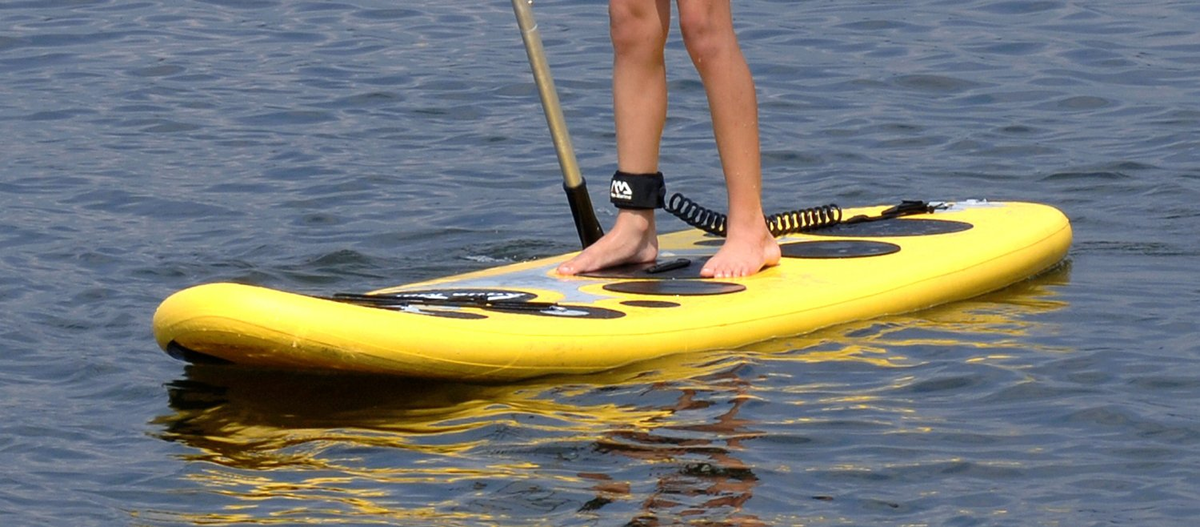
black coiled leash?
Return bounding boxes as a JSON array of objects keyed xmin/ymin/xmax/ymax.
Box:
[
  {"xmin": 609, "ymin": 172, "xmax": 937, "ymax": 238},
  {"xmin": 666, "ymin": 194, "xmax": 940, "ymax": 237},
  {"xmin": 666, "ymin": 193, "xmax": 844, "ymax": 237}
]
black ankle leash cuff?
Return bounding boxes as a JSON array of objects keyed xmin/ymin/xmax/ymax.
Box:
[{"xmin": 609, "ymin": 171, "xmax": 666, "ymax": 210}]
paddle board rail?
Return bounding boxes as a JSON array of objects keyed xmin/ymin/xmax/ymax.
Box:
[{"xmin": 153, "ymin": 200, "xmax": 1072, "ymax": 380}]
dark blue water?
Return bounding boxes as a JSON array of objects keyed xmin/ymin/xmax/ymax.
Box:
[{"xmin": 3, "ymin": 1, "xmax": 1199, "ymax": 525}]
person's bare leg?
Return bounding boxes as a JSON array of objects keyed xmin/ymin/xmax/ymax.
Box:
[
  {"xmin": 558, "ymin": 0, "xmax": 672, "ymax": 276},
  {"xmin": 678, "ymin": 0, "xmax": 780, "ymax": 278}
]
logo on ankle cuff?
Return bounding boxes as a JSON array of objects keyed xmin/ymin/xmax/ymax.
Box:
[{"xmin": 610, "ymin": 179, "xmax": 633, "ymax": 201}]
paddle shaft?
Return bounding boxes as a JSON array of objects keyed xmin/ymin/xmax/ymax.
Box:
[{"xmin": 510, "ymin": 0, "xmax": 604, "ymax": 248}]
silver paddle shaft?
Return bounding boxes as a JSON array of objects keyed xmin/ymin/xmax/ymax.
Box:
[
  {"xmin": 510, "ymin": 0, "xmax": 603, "ymax": 248},
  {"xmin": 510, "ymin": 0, "xmax": 583, "ymax": 189}
]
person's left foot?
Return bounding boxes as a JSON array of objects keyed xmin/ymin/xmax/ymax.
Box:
[
  {"xmin": 556, "ymin": 209, "xmax": 658, "ymax": 276},
  {"xmin": 700, "ymin": 221, "xmax": 780, "ymax": 278}
]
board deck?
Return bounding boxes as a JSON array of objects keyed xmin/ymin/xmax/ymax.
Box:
[{"xmin": 153, "ymin": 200, "xmax": 1071, "ymax": 380}]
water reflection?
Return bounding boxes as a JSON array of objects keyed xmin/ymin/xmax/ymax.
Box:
[
  {"xmin": 749, "ymin": 261, "xmax": 1072, "ymax": 365},
  {"xmin": 594, "ymin": 375, "xmax": 765, "ymax": 526},
  {"xmin": 151, "ymin": 349, "xmax": 758, "ymax": 524},
  {"xmin": 149, "ymin": 264, "xmax": 1070, "ymax": 525}
]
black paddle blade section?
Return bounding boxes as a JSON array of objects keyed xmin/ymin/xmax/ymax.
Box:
[
  {"xmin": 565, "ymin": 180, "xmax": 604, "ymax": 248},
  {"xmin": 780, "ymin": 240, "xmax": 901, "ymax": 259},
  {"xmin": 808, "ymin": 218, "xmax": 973, "ymax": 237},
  {"xmin": 603, "ymin": 281, "xmax": 746, "ymax": 296}
]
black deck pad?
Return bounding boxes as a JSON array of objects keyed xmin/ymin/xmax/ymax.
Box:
[
  {"xmin": 620, "ymin": 300, "xmax": 682, "ymax": 308},
  {"xmin": 580, "ymin": 257, "xmax": 711, "ymax": 280},
  {"xmin": 405, "ymin": 308, "xmax": 488, "ymax": 320},
  {"xmin": 483, "ymin": 304, "xmax": 626, "ymax": 319},
  {"xmin": 368, "ymin": 289, "xmax": 539, "ymax": 303},
  {"xmin": 809, "ymin": 218, "xmax": 973, "ymax": 237},
  {"xmin": 780, "ymin": 240, "xmax": 901, "ymax": 259},
  {"xmin": 603, "ymin": 280, "xmax": 746, "ymax": 296},
  {"xmin": 332, "ymin": 290, "xmax": 624, "ymax": 319}
]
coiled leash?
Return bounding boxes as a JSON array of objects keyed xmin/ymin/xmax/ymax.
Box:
[
  {"xmin": 610, "ymin": 171, "xmax": 940, "ymax": 237},
  {"xmin": 667, "ymin": 193, "xmax": 843, "ymax": 237}
]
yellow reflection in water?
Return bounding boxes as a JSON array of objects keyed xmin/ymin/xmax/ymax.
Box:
[
  {"xmin": 148, "ymin": 263, "xmax": 1071, "ymax": 525},
  {"xmin": 745, "ymin": 262, "xmax": 1071, "ymax": 364},
  {"xmin": 149, "ymin": 349, "xmax": 754, "ymax": 524}
]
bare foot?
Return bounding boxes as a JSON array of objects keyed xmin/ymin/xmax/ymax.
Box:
[
  {"xmin": 700, "ymin": 222, "xmax": 781, "ymax": 278},
  {"xmin": 557, "ymin": 210, "xmax": 659, "ymax": 276}
]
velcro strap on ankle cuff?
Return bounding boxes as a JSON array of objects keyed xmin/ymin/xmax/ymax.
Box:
[{"xmin": 609, "ymin": 171, "xmax": 666, "ymax": 210}]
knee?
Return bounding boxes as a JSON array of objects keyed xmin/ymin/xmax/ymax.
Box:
[
  {"xmin": 678, "ymin": 9, "xmax": 730, "ymax": 64},
  {"xmin": 609, "ymin": 0, "xmax": 666, "ymax": 58}
]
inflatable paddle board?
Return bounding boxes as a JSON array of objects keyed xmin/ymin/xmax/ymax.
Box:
[{"xmin": 153, "ymin": 199, "xmax": 1071, "ymax": 380}]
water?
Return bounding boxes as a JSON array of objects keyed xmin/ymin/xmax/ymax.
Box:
[{"xmin": 2, "ymin": 0, "xmax": 1198, "ymax": 525}]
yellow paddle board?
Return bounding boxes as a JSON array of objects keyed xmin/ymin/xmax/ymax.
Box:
[{"xmin": 153, "ymin": 200, "xmax": 1070, "ymax": 381}]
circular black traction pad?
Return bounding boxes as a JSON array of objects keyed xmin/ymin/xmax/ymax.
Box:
[
  {"xmin": 780, "ymin": 240, "xmax": 901, "ymax": 259},
  {"xmin": 620, "ymin": 300, "xmax": 682, "ymax": 308},
  {"xmin": 603, "ymin": 280, "xmax": 745, "ymax": 296},
  {"xmin": 809, "ymin": 218, "xmax": 973, "ymax": 237}
]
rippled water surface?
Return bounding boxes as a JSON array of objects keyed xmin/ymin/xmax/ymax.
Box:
[{"xmin": 3, "ymin": 1, "xmax": 1199, "ymax": 525}]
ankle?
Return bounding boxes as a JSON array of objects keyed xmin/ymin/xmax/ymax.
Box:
[
  {"xmin": 725, "ymin": 217, "xmax": 772, "ymax": 240},
  {"xmin": 612, "ymin": 209, "xmax": 656, "ymax": 235}
]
